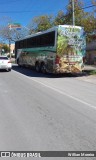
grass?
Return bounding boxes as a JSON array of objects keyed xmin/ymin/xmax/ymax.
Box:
[
  {"xmin": 88, "ymin": 70, "xmax": 96, "ymax": 75},
  {"xmin": 83, "ymin": 69, "xmax": 96, "ymax": 76}
]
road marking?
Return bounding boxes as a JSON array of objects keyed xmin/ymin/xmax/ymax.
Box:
[
  {"xmin": 30, "ymin": 77, "xmax": 96, "ymax": 110},
  {"xmin": 13, "ymin": 70, "xmax": 96, "ymax": 110}
]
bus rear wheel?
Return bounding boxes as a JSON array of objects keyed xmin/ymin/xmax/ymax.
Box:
[
  {"xmin": 40, "ymin": 63, "xmax": 46, "ymax": 73},
  {"xmin": 17, "ymin": 59, "xmax": 21, "ymax": 67},
  {"xmin": 35, "ymin": 62, "xmax": 40, "ymax": 72}
]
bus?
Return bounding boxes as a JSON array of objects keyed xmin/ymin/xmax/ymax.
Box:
[{"xmin": 15, "ymin": 25, "xmax": 86, "ymax": 74}]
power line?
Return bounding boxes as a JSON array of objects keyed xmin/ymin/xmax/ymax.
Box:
[
  {"xmin": 0, "ymin": 10, "xmax": 52, "ymax": 13},
  {"xmin": 0, "ymin": 4, "xmax": 95, "ymax": 14},
  {"xmin": 84, "ymin": 0, "xmax": 93, "ymax": 6},
  {"xmin": 0, "ymin": 0, "xmax": 17, "ymax": 5},
  {"xmin": 82, "ymin": 4, "xmax": 96, "ymax": 10}
]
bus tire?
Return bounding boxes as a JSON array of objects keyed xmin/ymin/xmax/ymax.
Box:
[
  {"xmin": 40, "ymin": 63, "xmax": 46, "ymax": 73},
  {"xmin": 17, "ymin": 59, "xmax": 21, "ymax": 67},
  {"xmin": 35, "ymin": 62, "xmax": 40, "ymax": 72}
]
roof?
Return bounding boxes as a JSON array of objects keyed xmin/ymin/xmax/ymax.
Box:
[{"xmin": 16, "ymin": 25, "xmax": 83, "ymax": 42}]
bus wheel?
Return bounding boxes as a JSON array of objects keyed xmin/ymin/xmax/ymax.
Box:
[
  {"xmin": 35, "ymin": 62, "xmax": 40, "ymax": 72},
  {"xmin": 41, "ymin": 63, "xmax": 46, "ymax": 73},
  {"xmin": 17, "ymin": 59, "xmax": 21, "ymax": 67}
]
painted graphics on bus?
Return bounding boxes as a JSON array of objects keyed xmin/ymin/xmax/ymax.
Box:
[{"xmin": 56, "ymin": 25, "xmax": 86, "ymax": 73}]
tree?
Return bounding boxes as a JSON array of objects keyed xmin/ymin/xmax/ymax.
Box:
[
  {"xmin": 53, "ymin": 11, "xmax": 65, "ymax": 25},
  {"xmin": 91, "ymin": 0, "xmax": 96, "ymax": 16},
  {"xmin": 65, "ymin": 0, "xmax": 96, "ymax": 42},
  {"xmin": 28, "ymin": 15, "xmax": 53, "ymax": 33},
  {"xmin": 2, "ymin": 44, "xmax": 10, "ymax": 53},
  {"xmin": 0, "ymin": 42, "xmax": 10, "ymax": 55},
  {"xmin": 0, "ymin": 16, "xmax": 28, "ymax": 43},
  {"xmin": 65, "ymin": 0, "xmax": 84, "ymax": 25},
  {"xmin": 92, "ymin": 0, "xmax": 96, "ymax": 6},
  {"xmin": 0, "ymin": 25, "xmax": 28, "ymax": 43}
]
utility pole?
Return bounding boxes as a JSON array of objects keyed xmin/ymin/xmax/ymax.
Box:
[
  {"xmin": 9, "ymin": 39, "xmax": 11, "ymax": 59},
  {"xmin": 8, "ymin": 24, "xmax": 12, "ymax": 59},
  {"xmin": 72, "ymin": 0, "xmax": 75, "ymax": 26}
]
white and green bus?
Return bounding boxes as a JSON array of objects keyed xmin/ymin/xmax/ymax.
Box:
[{"xmin": 15, "ymin": 25, "xmax": 86, "ymax": 73}]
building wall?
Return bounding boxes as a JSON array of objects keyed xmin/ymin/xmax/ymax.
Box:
[
  {"xmin": 86, "ymin": 41, "xmax": 96, "ymax": 65},
  {"xmin": 10, "ymin": 44, "xmax": 15, "ymax": 53},
  {"xmin": 86, "ymin": 50, "xmax": 96, "ymax": 65}
]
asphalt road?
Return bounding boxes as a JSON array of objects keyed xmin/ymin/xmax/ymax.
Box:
[{"xmin": 0, "ymin": 65, "xmax": 96, "ymax": 160}]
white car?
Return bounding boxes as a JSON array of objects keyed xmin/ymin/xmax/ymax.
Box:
[{"xmin": 0, "ymin": 56, "xmax": 12, "ymax": 71}]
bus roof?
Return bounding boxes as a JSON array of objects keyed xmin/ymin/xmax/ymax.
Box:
[{"xmin": 15, "ymin": 25, "xmax": 83, "ymax": 42}]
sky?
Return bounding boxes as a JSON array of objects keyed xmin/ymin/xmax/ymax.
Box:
[{"xmin": 0, "ymin": 0, "xmax": 94, "ymax": 28}]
